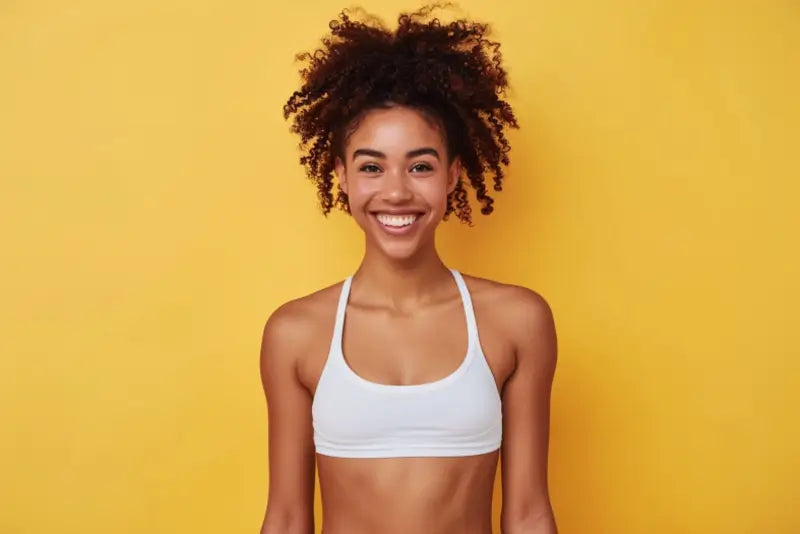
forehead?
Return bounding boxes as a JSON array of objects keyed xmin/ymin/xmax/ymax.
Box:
[{"xmin": 345, "ymin": 106, "xmax": 446, "ymax": 156}]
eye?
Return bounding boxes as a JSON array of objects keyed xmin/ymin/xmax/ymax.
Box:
[
  {"xmin": 410, "ymin": 162, "xmax": 434, "ymax": 173},
  {"xmin": 359, "ymin": 163, "xmax": 382, "ymax": 174}
]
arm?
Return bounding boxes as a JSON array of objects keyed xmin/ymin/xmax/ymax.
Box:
[
  {"xmin": 500, "ymin": 289, "xmax": 559, "ymax": 534},
  {"xmin": 259, "ymin": 303, "xmax": 316, "ymax": 534}
]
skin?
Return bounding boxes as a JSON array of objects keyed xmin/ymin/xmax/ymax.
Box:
[{"xmin": 260, "ymin": 106, "xmax": 558, "ymax": 534}]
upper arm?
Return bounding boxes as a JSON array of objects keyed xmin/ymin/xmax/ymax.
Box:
[
  {"xmin": 259, "ymin": 303, "xmax": 316, "ymax": 534},
  {"xmin": 500, "ymin": 288, "xmax": 558, "ymax": 530}
]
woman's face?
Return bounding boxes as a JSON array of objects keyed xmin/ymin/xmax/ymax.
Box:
[{"xmin": 335, "ymin": 106, "xmax": 460, "ymax": 262}]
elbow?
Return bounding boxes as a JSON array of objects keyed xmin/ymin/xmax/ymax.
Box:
[
  {"xmin": 260, "ymin": 508, "xmax": 314, "ymax": 534},
  {"xmin": 501, "ymin": 507, "xmax": 558, "ymax": 534}
]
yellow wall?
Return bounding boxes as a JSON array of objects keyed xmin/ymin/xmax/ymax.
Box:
[{"xmin": 1, "ymin": 1, "xmax": 798, "ymax": 532}]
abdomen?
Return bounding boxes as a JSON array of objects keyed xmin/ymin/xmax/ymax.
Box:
[{"xmin": 317, "ymin": 451, "xmax": 499, "ymax": 534}]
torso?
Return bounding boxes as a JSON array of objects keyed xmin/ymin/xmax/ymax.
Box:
[{"xmin": 292, "ymin": 273, "xmax": 519, "ymax": 534}]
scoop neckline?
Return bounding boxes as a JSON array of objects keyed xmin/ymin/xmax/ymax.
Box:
[{"xmin": 335, "ymin": 269, "xmax": 476, "ymax": 393}]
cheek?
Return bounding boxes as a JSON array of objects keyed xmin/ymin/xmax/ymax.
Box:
[
  {"xmin": 419, "ymin": 179, "xmax": 450, "ymax": 210},
  {"xmin": 346, "ymin": 179, "xmax": 380, "ymax": 220},
  {"xmin": 348, "ymin": 179, "xmax": 380, "ymax": 206}
]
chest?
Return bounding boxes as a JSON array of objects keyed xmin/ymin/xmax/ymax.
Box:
[{"xmin": 299, "ymin": 297, "xmax": 516, "ymax": 396}]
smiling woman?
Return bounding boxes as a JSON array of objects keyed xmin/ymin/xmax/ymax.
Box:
[{"xmin": 260, "ymin": 4, "xmax": 558, "ymax": 534}]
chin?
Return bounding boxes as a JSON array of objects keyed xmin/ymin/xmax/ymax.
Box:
[
  {"xmin": 376, "ymin": 240, "xmax": 425, "ymax": 262},
  {"xmin": 365, "ymin": 229, "xmax": 436, "ymax": 263}
]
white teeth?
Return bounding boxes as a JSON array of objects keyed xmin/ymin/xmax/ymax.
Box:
[{"xmin": 376, "ymin": 213, "xmax": 418, "ymax": 227}]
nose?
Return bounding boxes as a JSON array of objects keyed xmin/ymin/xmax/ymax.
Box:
[{"xmin": 382, "ymin": 168, "xmax": 414, "ymax": 203}]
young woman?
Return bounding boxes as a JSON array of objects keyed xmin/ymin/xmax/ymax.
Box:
[{"xmin": 259, "ymin": 6, "xmax": 558, "ymax": 534}]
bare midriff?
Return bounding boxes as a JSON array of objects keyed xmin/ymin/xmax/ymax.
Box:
[{"xmin": 316, "ymin": 450, "xmax": 499, "ymax": 534}]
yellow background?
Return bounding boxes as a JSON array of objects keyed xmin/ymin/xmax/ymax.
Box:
[{"xmin": 2, "ymin": 1, "xmax": 798, "ymax": 532}]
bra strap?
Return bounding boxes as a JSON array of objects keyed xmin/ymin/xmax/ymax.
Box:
[
  {"xmin": 330, "ymin": 275, "xmax": 353, "ymax": 352},
  {"xmin": 450, "ymin": 269, "xmax": 479, "ymax": 345}
]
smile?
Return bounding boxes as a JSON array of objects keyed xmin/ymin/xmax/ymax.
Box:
[{"xmin": 375, "ymin": 213, "xmax": 419, "ymax": 227}]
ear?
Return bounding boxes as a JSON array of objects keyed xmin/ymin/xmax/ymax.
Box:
[
  {"xmin": 335, "ymin": 156, "xmax": 348, "ymax": 195},
  {"xmin": 446, "ymin": 156, "xmax": 461, "ymax": 195}
]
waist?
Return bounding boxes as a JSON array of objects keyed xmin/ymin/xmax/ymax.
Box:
[{"xmin": 317, "ymin": 451, "xmax": 499, "ymax": 534}]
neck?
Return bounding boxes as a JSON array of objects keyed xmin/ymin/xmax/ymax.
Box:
[{"xmin": 352, "ymin": 239, "xmax": 454, "ymax": 309}]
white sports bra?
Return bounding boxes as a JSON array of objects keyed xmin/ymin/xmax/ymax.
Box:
[{"xmin": 312, "ymin": 269, "xmax": 502, "ymax": 458}]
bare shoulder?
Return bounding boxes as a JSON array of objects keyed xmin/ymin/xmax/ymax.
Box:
[
  {"xmin": 461, "ymin": 273, "xmax": 557, "ymax": 364},
  {"xmin": 260, "ymin": 281, "xmax": 343, "ymax": 369},
  {"xmin": 461, "ymin": 273, "xmax": 553, "ymax": 323}
]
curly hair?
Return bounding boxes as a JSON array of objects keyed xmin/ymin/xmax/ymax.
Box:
[{"xmin": 283, "ymin": 3, "xmax": 518, "ymax": 225}]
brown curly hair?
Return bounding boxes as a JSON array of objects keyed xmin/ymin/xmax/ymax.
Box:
[{"xmin": 283, "ymin": 3, "xmax": 518, "ymax": 225}]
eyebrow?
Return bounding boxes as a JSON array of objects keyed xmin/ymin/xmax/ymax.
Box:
[{"xmin": 351, "ymin": 147, "xmax": 440, "ymax": 160}]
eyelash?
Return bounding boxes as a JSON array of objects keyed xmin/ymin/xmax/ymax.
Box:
[
  {"xmin": 360, "ymin": 164, "xmax": 381, "ymax": 173},
  {"xmin": 359, "ymin": 163, "xmax": 434, "ymax": 173},
  {"xmin": 411, "ymin": 163, "xmax": 433, "ymax": 173}
]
